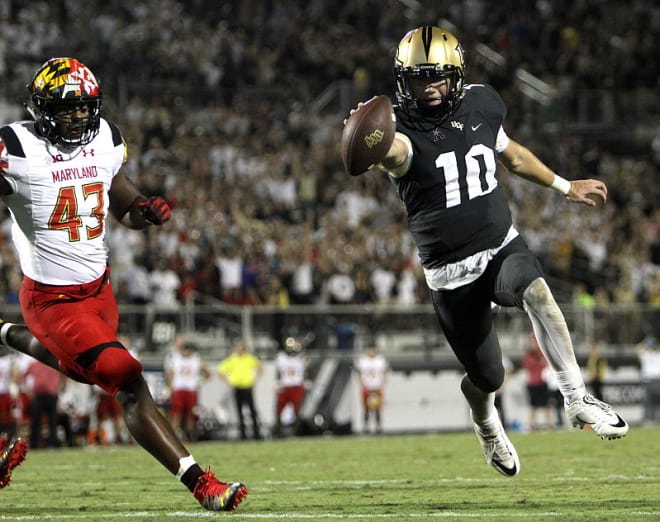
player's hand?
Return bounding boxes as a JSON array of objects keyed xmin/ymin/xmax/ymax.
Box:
[
  {"xmin": 343, "ymin": 96, "xmax": 378, "ymax": 125},
  {"xmin": 566, "ymin": 179, "xmax": 607, "ymax": 207},
  {"xmin": 136, "ymin": 196, "xmax": 171, "ymax": 225}
]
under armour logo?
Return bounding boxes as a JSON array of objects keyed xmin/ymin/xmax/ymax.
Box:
[
  {"xmin": 450, "ymin": 121, "xmax": 464, "ymax": 131},
  {"xmin": 82, "ymin": 149, "xmax": 95, "ymax": 157}
]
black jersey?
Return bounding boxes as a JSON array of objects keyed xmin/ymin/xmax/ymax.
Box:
[{"xmin": 392, "ymin": 84, "xmax": 513, "ymax": 268}]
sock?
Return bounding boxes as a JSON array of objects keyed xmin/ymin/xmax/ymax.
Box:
[
  {"xmin": 556, "ymin": 369, "xmax": 587, "ymax": 404},
  {"xmin": 523, "ymin": 279, "xmax": 579, "ymax": 371},
  {"xmin": 460, "ymin": 375, "xmax": 496, "ymax": 424},
  {"xmin": 0, "ymin": 322, "xmax": 14, "ymax": 346},
  {"xmin": 176, "ymin": 455, "xmax": 203, "ymax": 492},
  {"xmin": 523, "ymin": 278, "xmax": 587, "ymax": 404}
]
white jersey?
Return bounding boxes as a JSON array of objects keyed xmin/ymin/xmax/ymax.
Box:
[
  {"xmin": 164, "ymin": 351, "xmax": 203, "ymax": 392},
  {"xmin": 0, "ymin": 119, "xmax": 125, "ymax": 284},
  {"xmin": 355, "ymin": 354, "xmax": 389, "ymax": 390},
  {"xmin": 275, "ymin": 352, "xmax": 306, "ymax": 387}
]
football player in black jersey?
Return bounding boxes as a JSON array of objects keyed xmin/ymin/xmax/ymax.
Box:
[{"xmin": 358, "ymin": 26, "xmax": 628, "ymax": 476}]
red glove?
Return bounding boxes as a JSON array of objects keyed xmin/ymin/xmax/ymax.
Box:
[{"xmin": 136, "ymin": 196, "xmax": 171, "ymax": 225}]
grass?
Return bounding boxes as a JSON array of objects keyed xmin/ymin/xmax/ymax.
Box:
[{"xmin": 2, "ymin": 426, "xmax": 658, "ymax": 521}]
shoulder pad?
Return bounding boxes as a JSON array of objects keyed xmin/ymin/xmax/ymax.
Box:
[
  {"xmin": 106, "ymin": 120, "xmax": 123, "ymax": 147},
  {"xmin": 0, "ymin": 126, "xmax": 26, "ymax": 158}
]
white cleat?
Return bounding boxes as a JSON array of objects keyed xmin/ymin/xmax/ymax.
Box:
[
  {"xmin": 565, "ymin": 394, "xmax": 629, "ymax": 440},
  {"xmin": 472, "ymin": 412, "xmax": 520, "ymax": 477}
]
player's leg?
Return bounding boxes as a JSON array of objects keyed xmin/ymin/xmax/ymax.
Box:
[
  {"xmin": 17, "ymin": 279, "xmax": 248, "ymax": 511},
  {"xmin": 430, "ymin": 282, "xmax": 519, "ymax": 477},
  {"xmin": 245, "ymin": 390, "xmax": 261, "ymax": 439},
  {"xmin": 0, "ymin": 320, "xmax": 60, "ymax": 372},
  {"xmin": 233, "ymin": 389, "xmax": 248, "ymax": 440},
  {"xmin": 114, "ymin": 372, "xmax": 247, "ymax": 511},
  {"xmin": 492, "ymin": 238, "xmax": 628, "ymax": 439}
]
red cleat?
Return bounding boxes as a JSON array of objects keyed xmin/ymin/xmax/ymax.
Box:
[
  {"xmin": 192, "ymin": 468, "xmax": 247, "ymax": 512},
  {"xmin": 0, "ymin": 436, "xmax": 29, "ymax": 488}
]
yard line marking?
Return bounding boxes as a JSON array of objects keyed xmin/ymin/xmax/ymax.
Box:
[{"xmin": 1, "ymin": 512, "xmax": 660, "ymax": 520}]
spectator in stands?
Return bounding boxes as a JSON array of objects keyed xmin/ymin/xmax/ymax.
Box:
[
  {"xmin": 0, "ymin": 0, "xmax": 654, "ymax": 316},
  {"xmin": 354, "ymin": 345, "xmax": 389, "ymax": 434},
  {"xmin": 217, "ymin": 339, "xmax": 263, "ymax": 440},
  {"xmin": 164, "ymin": 335, "xmax": 210, "ymax": 442},
  {"xmin": 150, "ymin": 258, "xmax": 182, "ymax": 306}
]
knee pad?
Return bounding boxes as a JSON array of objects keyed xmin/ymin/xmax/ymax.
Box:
[
  {"xmin": 495, "ymin": 252, "xmax": 545, "ymax": 309},
  {"xmin": 468, "ymin": 365, "xmax": 504, "ymax": 393},
  {"xmin": 91, "ymin": 347, "xmax": 143, "ymax": 395}
]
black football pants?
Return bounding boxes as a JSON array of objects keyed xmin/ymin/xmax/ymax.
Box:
[{"xmin": 430, "ymin": 236, "xmax": 544, "ymax": 393}]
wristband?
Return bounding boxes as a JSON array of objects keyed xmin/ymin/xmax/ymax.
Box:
[{"xmin": 550, "ymin": 175, "xmax": 571, "ymax": 195}]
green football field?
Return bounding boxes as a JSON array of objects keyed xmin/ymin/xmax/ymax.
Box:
[{"xmin": 2, "ymin": 426, "xmax": 658, "ymax": 521}]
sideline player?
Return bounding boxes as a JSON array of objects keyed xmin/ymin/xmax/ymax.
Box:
[
  {"xmin": 348, "ymin": 26, "xmax": 628, "ymax": 476},
  {"xmin": 273, "ymin": 337, "xmax": 307, "ymax": 437},
  {"xmin": 0, "ymin": 58, "xmax": 246, "ymax": 510},
  {"xmin": 354, "ymin": 345, "xmax": 389, "ymax": 434},
  {"xmin": 164, "ymin": 335, "xmax": 210, "ymax": 442}
]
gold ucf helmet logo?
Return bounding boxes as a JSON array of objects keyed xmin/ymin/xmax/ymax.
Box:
[{"xmin": 364, "ymin": 129, "xmax": 385, "ymax": 149}]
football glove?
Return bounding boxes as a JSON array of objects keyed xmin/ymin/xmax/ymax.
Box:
[{"xmin": 136, "ymin": 196, "xmax": 171, "ymax": 225}]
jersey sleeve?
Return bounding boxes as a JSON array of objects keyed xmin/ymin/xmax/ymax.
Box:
[{"xmin": 495, "ymin": 126, "xmax": 510, "ymax": 153}]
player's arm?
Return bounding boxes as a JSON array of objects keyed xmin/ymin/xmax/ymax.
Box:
[
  {"xmin": 378, "ymin": 133, "xmax": 413, "ymax": 178},
  {"xmin": 499, "ymin": 137, "xmax": 607, "ymax": 207},
  {"xmin": 0, "ymin": 138, "xmax": 15, "ymax": 196},
  {"xmin": 108, "ymin": 173, "xmax": 171, "ymax": 229}
]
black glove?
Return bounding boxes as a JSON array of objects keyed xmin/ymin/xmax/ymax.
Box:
[{"xmin": 136, "ymin": 196, "xmax": 171, "ymax": 225}]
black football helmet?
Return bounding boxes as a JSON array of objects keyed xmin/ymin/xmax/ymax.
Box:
[
  {"xmin": 394, "ymin": 26, "xmax": 465, "ymax": 121},
  {"xmin": 26, "ymin": 57, "xmax": 102, "ymax": 148}
]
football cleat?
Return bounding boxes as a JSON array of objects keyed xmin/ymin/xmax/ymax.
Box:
[
  {"xmin": 193, "ymin": 468, "xmax": 247, "ymax": 512},
  {"xmin": 565, "ymin": 393, "xmax": 629, "ymax": 440},
  {"xmin": 0, "ymin": 436, "xmax": 29, "ymax": 488},
  {"xmin": 472, "ymin": 411, "xmax": 520, "ymax": 477}
]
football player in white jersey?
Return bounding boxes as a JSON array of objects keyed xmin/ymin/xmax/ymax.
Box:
[
  {"xmin": 354, "ymin": 345, "xmax": 389, "ymax": 434},
  {"xmin": 273, "ymin": 337, "xmax": 307, "ymax": 437},
  {"xmin": 0, "ymin": 58, "xmax": 246, "ymax": 511},
  {"xmin": 164, "ymin": 335, "xmax": 210, "ymax": 442}
]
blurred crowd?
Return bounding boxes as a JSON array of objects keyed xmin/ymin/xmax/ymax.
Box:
[{"xmin": 0, "ymin": 0, "xmax": 657, "ymax": 311}]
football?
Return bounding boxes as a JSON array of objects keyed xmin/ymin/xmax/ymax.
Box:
[
  {"xmin": 340, "ymin": 95, "xmax": 395, "ymax": 176},
  {"xmin": 586, "ymin": 192, "xmax": 605, "ymax": 208}
]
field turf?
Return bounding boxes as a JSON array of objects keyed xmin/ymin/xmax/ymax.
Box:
[{"xmin": 1, "ymin": 426, "xmax": 658, "ymax": 521}]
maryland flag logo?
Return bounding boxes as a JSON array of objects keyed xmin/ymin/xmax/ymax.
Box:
[{"xmin": 32, "ymin": 58, "xmax": 100, "ymax": 100}]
